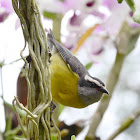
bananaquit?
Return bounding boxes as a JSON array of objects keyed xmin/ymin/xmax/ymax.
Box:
[{"xmin": 47, "ymin": 30, "xmax": 109, "ymax": 108}]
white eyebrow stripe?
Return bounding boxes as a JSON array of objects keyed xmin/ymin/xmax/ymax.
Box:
[{"xmin": 85, "ymin": 75, "xmax": 102, "ymax": 87}]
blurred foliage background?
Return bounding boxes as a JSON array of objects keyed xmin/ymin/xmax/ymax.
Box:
[{"xmin": 0, "ymin": 0, "xmax": 140, "ymax": 140}]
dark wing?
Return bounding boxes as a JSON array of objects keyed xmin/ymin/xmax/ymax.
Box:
[{"xmin": 47, "ymin": 30, "xmax": 89, "ymax": 78}]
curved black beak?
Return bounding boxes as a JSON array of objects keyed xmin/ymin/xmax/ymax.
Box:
[{"xmin": 100, "ymin": 87, "xmax": 109, "ymax": 95}]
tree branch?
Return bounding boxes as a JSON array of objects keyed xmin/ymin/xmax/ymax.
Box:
[{"xmin": 107, "ymin": 108, "xmax": 140, "ymax": 140}]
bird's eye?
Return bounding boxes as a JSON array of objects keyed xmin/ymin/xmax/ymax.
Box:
[
  {"xmin": 92, "ymin": 82, "xmax": 102, "ymax": 88},
  {"xmin": 87, "ymin": 81, "xmax": 98, "ymax": 88},
  {"xmin": 92, "ymin": 82, "xmax": 96, "ymax": 86}
]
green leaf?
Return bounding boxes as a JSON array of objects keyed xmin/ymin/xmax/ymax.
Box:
[
  {"xmin": 5, "ymin": 114, "xmax": 13, "ymax": 132},
  {"xmin": 51, "ymin": 135, "xmax": 57, "ymax": 140},
  {"xmin": 0, "ymin": 61, "xmax": 4, "ymax": 67},
  {"xmin": 58, "ymin": 104, "xmax": 65, "ymax": 116},
  {"xmin": 43, "ymin": 11, "xmax": 57, "ymax": 20},
  {"xmin": 133, "ymin": 7, "xmax": 140, "ymax": 24},
  {"xmin": 71, "ymin": 135, "xmax": 76, "ymax": 140},
  {"xmin": 85, "ymin": 62, "xmax": 93, "ymax": 70},
  {"xmin": 125, "ymin": 0, "xmax": 135, "ymax": 12},
  {"xmin": 14, "ymin": 136, "xmax": 25, "ymax": 140},
  {"xmin": 4, "ymin": 101, "xmax": 26, "ymax": 117},
  {"xmin": 118, "ymin": 0, "xmax": 123, "ymax": 4}
]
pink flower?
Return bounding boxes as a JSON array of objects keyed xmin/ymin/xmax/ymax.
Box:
[
  {"xmin": 64, "ymin": 0, "xmax": 140, "ymax": 62},
  {"xmin": 103, "ymin": 0, "xmax": 119, "ymax": 10},
  {"xmin": 101, "ymin": 0, "xmax": 129, "ymax": 36},
  {"xmin": 0, "ymin": 0, "xmax": 14, "ymax": 22}
]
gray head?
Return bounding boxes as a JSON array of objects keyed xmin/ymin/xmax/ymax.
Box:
[{"xmin": 78, "ymin": 74, "xmax": 109, "ymax": 106}]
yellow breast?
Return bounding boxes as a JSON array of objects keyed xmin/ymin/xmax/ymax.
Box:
[{"xmin": 50, "ymin": 53, "xmax": 87, "ymax": 108}]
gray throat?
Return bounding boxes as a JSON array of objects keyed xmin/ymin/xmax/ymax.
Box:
[{"xmin": 78, "ymin": 86, "xmax": 103, "ymax": 106}]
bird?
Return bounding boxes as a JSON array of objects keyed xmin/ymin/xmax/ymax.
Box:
[{"xmin": 47, "ymin": 30, "xmax": 109, "ymax": 108}]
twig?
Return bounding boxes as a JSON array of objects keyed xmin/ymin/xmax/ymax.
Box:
[
  {"xmin": 14, "ymin": 97, "xmax": 38, "ymax": 119},
  {"xmin": 4, "ymin": 56, "xmax": 27, "ymax": 66},
  {"xmin": 107, "ymin": 108, "xmax": 140, "ymax": 140},
  {"xmin": 12, "ymin": 98, "xmax": 27, "ymax": 137},
  {"xmin": 41, "ymin": 114, "xmax": 50, "ymax": 140},
  {"xmin": 51, "ymin": 114, "xmax": 61, "ymax": 140}
]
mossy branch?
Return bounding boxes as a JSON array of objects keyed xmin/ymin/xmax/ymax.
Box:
[
  {"xmin": 107, "ymin": 108, "xmax": 140, "ymax": 140},
  {"xmin": 11, "ymin": 0, "xmax": 60, "ymax": 139},
  {"xmin": 85, "ymin": 23, "xmax": 140, "ymax": 140}
]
